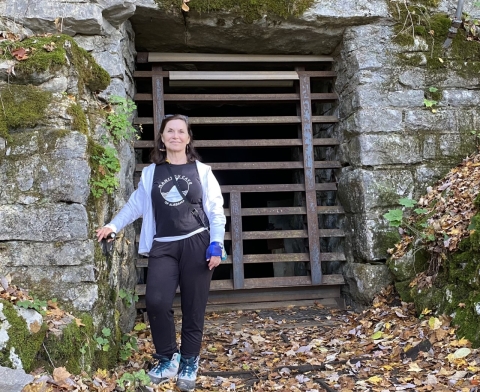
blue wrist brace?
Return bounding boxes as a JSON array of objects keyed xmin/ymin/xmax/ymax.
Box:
[{"xmin": 206, "ymin": 242, "xmax": 227, "ymax": 261}]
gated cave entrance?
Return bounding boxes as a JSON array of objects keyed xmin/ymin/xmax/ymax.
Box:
[{"xmin": 133, "ymin": 53, "xmax": 345, "ymax": 310}]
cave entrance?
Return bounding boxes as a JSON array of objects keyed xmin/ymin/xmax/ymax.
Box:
[{"xmin": 133, "ymin": 53, "xmax": 345, "ymax": 309}]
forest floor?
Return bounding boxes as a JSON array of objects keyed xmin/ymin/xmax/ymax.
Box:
[{"xmin": 22, "ymin": 286, "xmax": 480, "ymax": 392}]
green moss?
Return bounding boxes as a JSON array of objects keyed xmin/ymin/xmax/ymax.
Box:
[
  {"xmin": 0, "ymin": 84, "xmax": 52, "ymax": 141},
  {"xmin": 388, "ymin": 248, "xmax": 429, "ymax": 282},
  {"xmin": 391, "ymin": 5, "xmax": 480, "ymax": 78},
  {"xmin": 69, "ymin": 40, "xmax": 111, "ymax": 92},
  {"xmin": 394, "ymin": 280, "xmax": 414, "ymax": 302},
  {"xmin": 403, "ymin": 213, "xmax": 480, "ymax": 347},
  {"xmin": 398, "ymin": 53, "xmax": 424, "ymax": 66},
  {"xmin": 5, "ymin": 35, "xmax": 110, "ymax": 93},
  {"xmin": 0, "ymin": 300, "xmax": 47, "ymax": 372},
  {"xmin": 375, "ymin": 231, "xmax": 402, "ymax": 256},
  {"xmin": 87, "ymin": 138, "xmax": 121, "ymax": 198},
  {"xmin": 155, "ymin": 0, "xmax": 315, "ymax": 22},
  {"xmin": 410, "ymin": 280, "xmax": 446, "ymax": 314},
  {"xmin": 42, "ymin": 313, "xmax": 96, "ymax": 374},
  {"xmin": 67, "ymin": 103, "xmax": 89, "ymax": 135},
  {"xmin": 450, "ymin": 291, "xmax": 480, "ymax": 347},
  {"xmin": 425, "ymin": 87, "xmax": 442, "ymax": 102}
]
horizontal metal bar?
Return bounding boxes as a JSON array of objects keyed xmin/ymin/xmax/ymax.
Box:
[
  {"xmin": 135, "ymin": 229, "xmax": 344, "ymax": 244},
  {"xmin": 224, "ymin": 205, "xmax": 343, "ymax": 216},
  {"xmin": 148, "ymin": 53, "xmax": 335, "ymax": 63},
  {"xmin": 133, "ymin": 70, "xmax": 169, "ymax": 77},
  {"xmin": 135, "ymin": 273, "xmax": 344, "ymax": 296},
  {"xmin": 135, "ymin": 284, "xmax": 343, "ymax": 309},
  {"xmin": 135, "ymin": 93, "xmax": 337, "ymax": 102},
  {"xmin": 135, "ymin": 161, "xmax": 341, "ymax": 171},
  {"xmin": 136, "ymin": 252, "xmax": 345, "ymax": 268},
  {"xmin": 133, "ymin": 179, "xmax": 340, "ymax": 193},
  {"xmin": 157, "ymin": 93, "xmax": 336, "ymax": 102},
  {"xmin": 133, "ymin": 116, "xmax": 339, "ymax": 125},
  {"xmin": 223, "ymin": 229, "xmax": 345, "ymax": 240},
  {"xmin": 134, "ymin": 138, "xmax": 340, "ymax": 149},
  {"xmin": 219, "ymin": 184, "xmax": 338, "ymax": 193},
  {"xmin": 170, "ymin": 71, "xmax": 300, "ymax": 81}
]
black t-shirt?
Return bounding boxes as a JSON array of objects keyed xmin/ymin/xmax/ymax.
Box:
[{"xmin": 151, "ymin": 162, "xmax": 208, "ymax": 238}]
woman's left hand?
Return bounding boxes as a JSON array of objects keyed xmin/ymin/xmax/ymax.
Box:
[{"xmin": 207, "ymin": 255, "xmax": 221, "ymax": 270}]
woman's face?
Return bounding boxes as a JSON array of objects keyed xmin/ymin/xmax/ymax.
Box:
[{"xmin": 161, "ymin": 119, "xmax": 191, "ymax": 154}]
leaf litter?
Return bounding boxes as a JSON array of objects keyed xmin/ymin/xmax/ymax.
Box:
[
  {"xmin": 15, "ymin": 285, "xmax": 479, "ymax": 391},
  {"xmin": 388, "ymin": 152, "xmax": 480, "ymax": 288}
]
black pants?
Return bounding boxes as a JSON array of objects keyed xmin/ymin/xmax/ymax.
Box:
[{"xmin": 146, "ymin": 230, "xmax": 213, "ymax": 358}]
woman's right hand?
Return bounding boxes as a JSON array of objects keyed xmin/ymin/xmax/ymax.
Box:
[{"xmin": 95, "ymin": 226, "xmax": 114, "ymax": 242}]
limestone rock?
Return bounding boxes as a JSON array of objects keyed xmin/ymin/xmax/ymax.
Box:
[
  {"xmin": 344, "ymin": 263, "xmax": 393, "ymax": 305},
  {"xmin": 345, "ymin": 213, "xmax": 400, "ymax": 262},
  {"xmin": 4, "ymin": 1, "xmax": 109, "ymax": 36},
  {"xmin": 0, "ymin": 203, "xmax": 88, "ymax": 241},
  {"xmin": 131, "ymin": 0, "xmax": 388, "ymax": 54},
  {"xmin": 16, "ymin": 307, "xmax": 43, "ymax": 334},
  {"xmin": 387, "ymin": 249, "xmax": 428, "ymax": 282},
  {"xmin": 0, "ymin": 366, "xmax": 34, "ymax": 392},
  {"xmin": 98, "ymin": 0, "xmax": 136, "ymax": 27},
  {"xmin": 348, "ymin": 134, "xmax": 422, "ymax": 166},
  {"xmin": 338, "ymin": 169, "xmax": 414, "ymax": 213},
  {"xmin": 0, "ymin": 241, "xmax": 93, "ymax": 267}
]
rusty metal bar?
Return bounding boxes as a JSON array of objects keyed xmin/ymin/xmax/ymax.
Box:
[
  {"xmin": 135, "ymin": 283, "xmax": 343, "ymax": 308},
  {"xmin": 133, "ymin": 70, "xmax": 169, "ymax": 77},
  {"xmin": 230, "ymin": 191, "xmax": 244, "ymax": 289},
  {"xmin": 296, "ymin": 71, "xmax": 336, "ymax": 78},
  {"xmin": 131, "ymin": 180, "xmax": 339, "ymax": 193},
  {"xmin": 136, "ymin": 279, "xmax": 234, "ymax": 295},
  {"xmin": 135, "ymin": 273, "xmax": 344, "ymax": 296},
  {"xmin": 223, "ymin": 229, "xmax": 344, "ymax": 240},
  {"xmin": 134, "ymin": 138, "xmax": 341, "ymax": 149},
  {"xmin": 243, "ymin": 275, "xmax": 344, "ymax": 289},
  {"xmin": 135, "ymin": 92, "xmax": 338, "ymax": 102},
  {"xmin": 152, "ymin": 65, "xmax": 164, "ymax": 140},
  {"xmin": 299, "ymin": 73, "xmax": 323, "ymax": 285},
  {"xmin": 136, "ymin": 251, "xmax": 345, "ymax": 268},
  {"xmin": 135, "ymin": 229, "xmax": 344, "ymax": 243},
  {"xmin": 223, "ymin": 205, "xmax": 343, "ymax": 216},
  {"xmin": 135, "ymin": 161, "xmax": 341, "ymax": 171},
  {"xmin": 220, "ymin": 184, "xmax": 337, "ymax": 193},
  {"xmin": 133, "ymin": 116, "xmax": 338, "ymax": 125}
]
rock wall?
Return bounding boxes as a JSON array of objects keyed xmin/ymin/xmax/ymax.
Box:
[
  {"xmin": 0, "ymin": 0, "xmax": 138, "ymax": 338},
  {"xmin": 335, "ymin": 1, "xmax": 480, "ymax": 306}
]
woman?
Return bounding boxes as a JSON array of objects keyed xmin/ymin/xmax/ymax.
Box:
[{"xmin": 96, "ymin": 114, "xmax": 226, "ymax": 391}]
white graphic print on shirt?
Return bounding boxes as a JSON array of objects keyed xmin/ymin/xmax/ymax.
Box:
[{"xmin": 158, "ymin": 175, "xmax": 193, "ymax": 206}]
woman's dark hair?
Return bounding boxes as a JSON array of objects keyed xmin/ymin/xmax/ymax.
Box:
[{"xmin": 150, "ymin": 114, "xmax": 201, "ymax": 164}]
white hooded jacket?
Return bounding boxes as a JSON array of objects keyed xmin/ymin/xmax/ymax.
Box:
[{"xmin": 106, "ymin": 161, "xmax": 226, "ymax": 256}]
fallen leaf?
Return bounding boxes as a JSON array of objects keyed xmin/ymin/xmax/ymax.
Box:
[
  {"xmin": 407, "ymin": 362, "xmax": 422, "ymax": 372},
  {"xmin": 11, "ymin": 47, "xmax": 29, "ymax": 60}
]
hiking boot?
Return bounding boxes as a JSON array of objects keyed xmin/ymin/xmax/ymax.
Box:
[
  {"xmin": 176, "ymin": 355, "xmax": 199, "ymax": 392},
  {"xmin": 148, "ymin": 352, "xmax": 181, "ymax": 384}
]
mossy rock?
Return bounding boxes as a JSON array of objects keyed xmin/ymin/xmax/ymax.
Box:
[
  {"xmin": 374, "ymin": 230, "xmax": 402, "ymax": 257},
  {"xmin": 3, "ymin": 34, "xmax": 110, "ymax": 93},
  {"xmin": 387, "ymin": 248, "xmax": 429, "ymax": 282},
  {"xmin": 0, "ymin": 84, "xmax": 52, "ymax": 142},
  {"xmin": 41, "ymin": 313, "xmax": 96, "ymax": 374},
  {"xmin": 394, "ymin": 280, "xmax": 415, "ymax": 302},
  {"xmin": 0, "ymin": 300, "xmax": 47, "ymax": 372},
  {"xmin": 406, "ymin": 219, "xmax": 480, "ymax": 346},
  {"xmin": 67, "ymin": 103, "xmax": 89, "ymax": 135},
  {"xmin": 155, "ymin": 0, "xmax": 315, "ymax": 22},
  {"xmin": 391, "ymin": 5, "xmax": 480, "ymax": 79}
]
